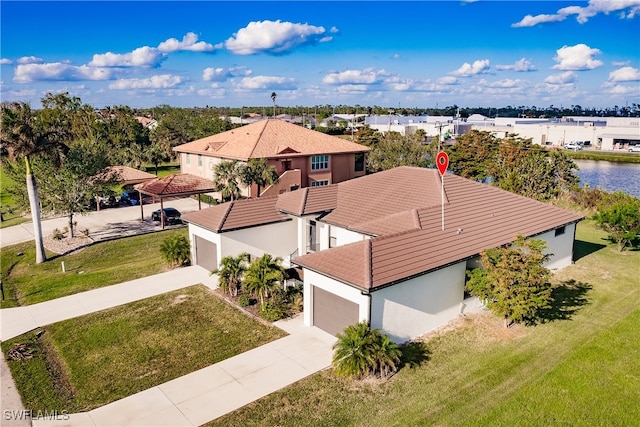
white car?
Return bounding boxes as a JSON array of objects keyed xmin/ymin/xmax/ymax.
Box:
[
  {"xmin": 628, "ymin": 146, "xmax": 640, "ymax": 153},
  {"xmin": 564, "ymin": 142, "xmax": 583, "ymax": 150}
]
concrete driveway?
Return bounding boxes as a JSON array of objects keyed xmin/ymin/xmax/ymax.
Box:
[{"xmin": 0, "ymin": 196, "xmax": 204, "ymax": 248}]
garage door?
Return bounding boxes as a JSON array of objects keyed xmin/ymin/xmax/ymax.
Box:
[
  {"xmin": 313, "ymin": 286, "xmax": 359, "ymax": 336},
  {"xmin": 194, "ymin": 235, "xmax": 217, "ymax": 271}
]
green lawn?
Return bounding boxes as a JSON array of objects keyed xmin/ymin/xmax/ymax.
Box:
[
  {"xmin": 210, "ymin": 220, "xmax": 640, "ymax": 426},
  {"xmin": 0, "ymin": 229, "xmax": 188, "ymax": 308},
  {"xmin": 0, "ymin": 163, "xmax": 29, "ymax": 229},
  {"xmin": 2, "ymin": 285, "xmax": 287, "ymax": 412}
]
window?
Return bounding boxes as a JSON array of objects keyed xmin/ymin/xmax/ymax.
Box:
[
  {"xmin": 198, "ymin": 154, "xmax": 203, "ymax": 167},
  {"xmin": 311, "ymin": 155, "xmax": 329, "ymax": 170},
  {"xmin": 186, "ymin": 153, "xmax": 191, "ymax": 165},
  {"xmin": 354, "ymin": 153, "xmax": 365, "ymax": 172},
  {"xmin": 555, "ymin": 226, "xmax": 566, "ymax": 237},
  {"xmin": 311, "ymin": 180, "xmax": 329, "ymax": 187}
]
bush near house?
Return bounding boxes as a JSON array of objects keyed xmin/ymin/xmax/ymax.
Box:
[
  {"xmin": 159, "ymin": 233, "xmax": 191, "ymax": 268},
  {"xmin": 332, "ymin": 321, "xmax": 401, "ymax": 380}
]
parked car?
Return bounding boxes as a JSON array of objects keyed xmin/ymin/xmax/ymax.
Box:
[
  {"xmin": 120, "ymin": 190, "xmax": 142, "ymax": 205},
  {"xmin": 152, "ymin": 208, "xmax": 182, "ymax": 224},
  {"xmin": 628, "ymin": 145, "xmax": 640, "ymax": 153},
  {"xmin": 564, "ymin": 142, "xmax": 583, "ymax": 150}
]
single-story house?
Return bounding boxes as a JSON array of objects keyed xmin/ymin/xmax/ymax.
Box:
[
  {"xmin": 182, "ymin": 166, "xmax": 584, "ymax": 342},
  {"xmin": 172, "ymin": 119, "xmax": 370, "ymax": 199}
]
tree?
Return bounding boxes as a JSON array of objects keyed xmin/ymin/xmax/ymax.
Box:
[
  {"xmin": 213, "ymin": 160, "xmax": 244, "ymax": 202},
  {"xmin": 593, "ymin": 192, "xmax": 640, "ymax": 251},
  {"xmin": 240, "ymin": 158, "xmax": 279, "ymax": 197},
  {"xmin": 212, "ymin": 252, "xmax": 249, "ymax": 296},
  {"xmin": 160, "ymin": 234, "xmax": 191, "ymax": 268},
  {"xmin": 366, "ymin": 131, "xmax": 429, "ymax": 172},
  {"xmin": 465, "ymin": 235, "xmax": 554, "ymax": 327},
  {"xmin": 243, "ymin": 253, "xmax": 285, "ymax": 305},
  {"xmin": 271, "ymin": 92, "xmax": 277, "ymax": 117},
  {"xmin": 332, "ymin": 321, "xmax": 401, "ymax": 379},
  {"xmin": 0, "ymin": 102, "xmax": 68, "ymax": 263},
  {"xmin": 447, "ymin": 130, "xmax": 499, "ymax": 181},
  {"xmin": 35, "ymin": 140, "xmax": 119, "ymax": 238}
]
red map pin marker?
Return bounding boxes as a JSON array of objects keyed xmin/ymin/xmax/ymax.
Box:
[{"xmin": 436, "ymin": 151, "xmax": 449, "ymax": 176}]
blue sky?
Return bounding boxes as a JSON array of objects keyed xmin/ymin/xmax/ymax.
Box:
[{"xmin": 1, "ymin": 1, "xmax": 639, "ymax": 109}]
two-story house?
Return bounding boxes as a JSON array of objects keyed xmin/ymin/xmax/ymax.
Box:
[
  {"xmin": 172, "ymin": 119, "xmax": 370, "ymax": 199},
  {"xmin": 181, "ymin": 166, "xmax": 584, "ymax": 343}
]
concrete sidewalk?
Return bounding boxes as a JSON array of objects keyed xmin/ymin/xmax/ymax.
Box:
[
  {"xmin": 32, "ymin": 319, "xmax": 335, "ymax": 427},
  {"xmin": 0, "ymin": 266, "xmax": 217, "ymax": 341}
]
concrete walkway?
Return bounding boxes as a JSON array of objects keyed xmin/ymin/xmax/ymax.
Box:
[
  {"xmin": 33, "ymin": 319, "xmax": 335, "ymax": 427},
  {"xmin": 1, "ymin": 266, "xmax": 217, "ymax": 341},
  {"xmin": 1, "ymin": 266, "xmax": 335, "ymax": 427}
]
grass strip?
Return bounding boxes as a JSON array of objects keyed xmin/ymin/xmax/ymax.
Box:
[
  {"xmin": 1, "ymin": 228, "xmax": 187, "ymax": 308},
  {"xmin": 2, "ymin": 285, "xmax": 287, "ymax": 412}
]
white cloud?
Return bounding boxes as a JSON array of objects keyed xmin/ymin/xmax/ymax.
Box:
[
  {"xmin": 552, "ymin": 44, "xmax": 603, "ymax": 70},
  {"xmin": 0, "ymin": 58, "xmax": 12, "ymax": 65},
  {"xmin": 17, "ymin": 56, "xmax": 43, "ymax": 64},
  {"xmin": 202, "ymin": 66, "xmax": 252, "ymax": 81},
  {"xmin": 512, "ymin": 14, "xmax": 566, "ymax": 27},
  {"xmin": 601, "ymin": 81, "xmax": 640, "ymax": 96},
  {"xmin": 480, "ymin": 78, "xmax": 525, "ymax": 89},
  {"xmin": 89, "ymin": 46, "xmax": 166, "ymax": 68},
  {"xmin": 495, "ymin": 58, "xmax": 537, "ymax": 72},
  {"xmin": 322, "ymin": 68, "xmax": 388, "ymax": 85},
  {"xmin": 437, "ymin": 76, "xmax": 460, "ymax": 85},
  {"xmin": 14, "ymin": 63, "xmax": 115, "ymax": 83},
  {"xmin": 449, "ymin": 59, "xmax": 491, "ymax": 77},
  {"xmin": 157, "ymin": 32, "xmax": 219, "ymax": 53},
  {"xmin": 236, "ymin": 75, "xmax": 297, "ymax": 90},
  {"xmin": 225, "ymin": 20, "xmax": 332, "ymax": 55},
  {"xmin": 544, "ymin": 71, "xmax": 578, "ymax": 84},
  {"xmin": 609, "ymin": 66, "xmax": 640, "ymax": 82},
  {"xmin": 108, "ymin": 74, "xmax": 183, "ymax": 89},
  {"xmin": 513, "ymin": 0, "xmax": 640, "ymax": 27}
]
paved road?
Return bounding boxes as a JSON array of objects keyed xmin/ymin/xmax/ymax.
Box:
[{"xmin": 0, "ymin": 197, "xmax": 204, "ymax": 248}]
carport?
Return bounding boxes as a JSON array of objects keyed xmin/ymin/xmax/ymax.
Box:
[
  {"xmin": 94, "ymin": 166, "xmax": 156, "ymax": 211},
  {"xmin": 134, "ymin": 174, "xmax": 216, "ymax": 229}
]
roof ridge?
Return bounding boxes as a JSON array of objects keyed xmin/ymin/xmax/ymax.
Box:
[
  {"xmin": 363, "ymin": 240, "xmax": 372, "ymax": 289},
  {"xmin": 247, "ymin": 119, "xmax": 269, "ymax": 159},
  {"xmin": 300, "ymin": 187, "xmax": 310, "ymax": 214},
  {"xmin": 217, "ymin": 201, "xmax": 235, "ymax": 231}
]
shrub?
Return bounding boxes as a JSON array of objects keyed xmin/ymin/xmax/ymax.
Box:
[
  {"xmin": 52, "ymin": 228, "xmax": 65, "ymax": 240},
  {"xmin": 237, "ymin": 294, "xmax": 251, "ymax": 307},
  {"xmin": 159, "ymin": 234, "xmax": 191, "ymax": 268},
  {"xmin": 259, "ymin": 301, "xmax": 287, "ymax": 322},
  {"xmin": 332, "ymin": 321, "xmax": 401, "ymax": 380}
]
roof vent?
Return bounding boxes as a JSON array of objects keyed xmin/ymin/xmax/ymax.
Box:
[{"xmin": 456, "ymin": 228, "xmax": 464, "ymax": 235}]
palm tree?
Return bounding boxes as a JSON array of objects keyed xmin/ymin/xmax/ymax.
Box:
[
  {"xmin": 0, "ymin": 102, "xmax": 64, "ymax": 263},
  {"xmin": 243, "ymin": 253, "xmax": 285, "ymax": 305},
  {"xmin": 332, "ymin": 321, "xmax": 401, "ymax": 379},
  {"xmin": 240, "ymin": 158, "xmax": 280, "ymax": 197},
  {"xmin": 332, "ymin": 322, "xmax": 377, "ymax": 379},
  {"xmin": 213, "ymin": 160, "xmax": 243, "ymax": 202},
  {"xmin": 211, "ymin": 252, "xmax": 249, "ymax": 296},
  {"xmin": 271, "ymin": 92, "xmax": 277, "ymax": 118}
]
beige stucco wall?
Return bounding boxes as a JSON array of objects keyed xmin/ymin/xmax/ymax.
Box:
[
  {"xmin": 370, "ymin": 261, "xmax": 468, "ymax": 343},
  {"xmin": 536, "ymin": 222, "xmax": 577, "ymax": 271},
  {"xmin": 188, "ymin": 219, "xmax": 298, "ymax": 270}
]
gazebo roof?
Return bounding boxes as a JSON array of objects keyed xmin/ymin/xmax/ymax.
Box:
[
  {"xmin": 134, "ymin": 173, "xmax": 215, "ymax": 197},
  {"xmin": 107, "ymin": 166, "xmax": 156, "ymax": 185}
]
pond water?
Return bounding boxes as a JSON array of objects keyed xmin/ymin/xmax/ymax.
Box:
[{"xmin": 574, "ymin": 159, "xmax": 640, "ymax": 198}]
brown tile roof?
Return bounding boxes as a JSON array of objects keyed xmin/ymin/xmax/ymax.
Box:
[
  {"xmin": 181, "ymin": 196, "xmax": 291, "ymax": 232},
  {"xmin": 172, "ymin": 119, "xmax": 370, "ymax": 160},
  {"xmin": 106, "ymin": 166, "xmax": 156, "ymax": 185},
  {"xmin": 275, "ymin": 185, "xmax": 339, "ymax": 215},
  {"xmin": 294, "ymin": 168, "xmax": 584, "ymax": 291},
  {"xmin": 134, "ymin": 174, "xmax": 215, "ymax": 196}
]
